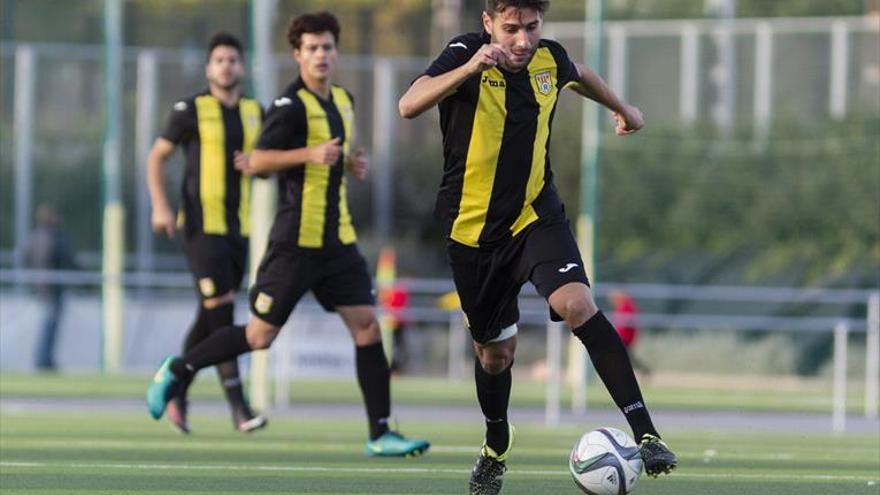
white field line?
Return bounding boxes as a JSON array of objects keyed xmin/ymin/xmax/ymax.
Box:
[{"xmin": 0, "ymin": 461, "xmax": 877, "ymax": 483}]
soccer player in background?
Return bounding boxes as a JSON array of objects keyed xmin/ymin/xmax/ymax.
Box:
[
  {"xmin": 398, "ymin": 1, "xmax": 677, "ymax": 492},
  {"xmin": 146, "ymin": 32, "xmax": 266, "ymax": 434},
  {"xmin": 147, "ymin": 11, "xmax": 430, "ymax": 457}
]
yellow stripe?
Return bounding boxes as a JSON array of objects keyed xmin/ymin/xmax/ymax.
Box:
[
  {"xmin": 511, "ymin": 48, "xmax": 559, "ymax": 236},
  {"xmin": 451, "ymin": 67, "xmax": 507, "ymax": 247},
  {"xmin": 195, "ymin": 95, "xmax": 227, "ymax": 235},
  {"xmin": 331, "ymin": 86, "xmax": 357, "ymax": 244},
  {"xmin": 238, "ymin": 98, "xmax": 262, "ymax": 236},
  {"xmin": 296, "ymin": 89, "xmax": 331, "ymax": 248}
]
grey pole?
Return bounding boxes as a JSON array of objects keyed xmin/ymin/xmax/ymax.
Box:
[
  {"xmin": 705, "ymin": 0, "xmax": 737, "ymax": 134},
  {"xmin": 372, "ymin": 58, "xmax": 395, "ymax": 239},
  {"xmin": 135, "ymin": 50, "xmax": 158, "ymax": 274},
  {"xmin": 13, "ymin": 45, "xmax": 35, "ymax": 271}
]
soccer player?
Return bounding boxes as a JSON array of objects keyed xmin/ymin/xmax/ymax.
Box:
[
  {"xmin": 146, "ymin": 32, "xmax": 266, "ymax": 434},
  {"xmin": 398, "ymin": 1, "xmax": 677, "ymax": 492},
  {"xmin": 147, "ymin": 11, "xmax": 430, "ymax": 457}
]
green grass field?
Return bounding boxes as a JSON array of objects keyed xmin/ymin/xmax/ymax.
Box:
[{"xmin": 1, "ymin": 410, "xmax": 878, "ymax": 495}]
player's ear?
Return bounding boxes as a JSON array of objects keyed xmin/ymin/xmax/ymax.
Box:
[{"xmin": 481, "ymin": 11, "xmax": 493, "ymax": 35}]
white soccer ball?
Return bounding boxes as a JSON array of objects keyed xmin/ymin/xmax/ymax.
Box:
[{"xmin": 569, "ymin": 427, "xmax": 643, "ymax": 495}]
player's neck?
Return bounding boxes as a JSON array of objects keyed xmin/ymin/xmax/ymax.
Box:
[
  {"xmin": 302, "ymin": 75, "xmax": 332, "ymax": 100},
  {"xmin": 209, "ymin": 85, "xmax": 241, "ymax": 107}
]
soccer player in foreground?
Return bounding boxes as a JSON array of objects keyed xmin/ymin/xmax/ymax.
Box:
[
  {"xmin": 146, "ymin": 32, "xmax": 266, "ymax": 434},
  {"xmin": 398, "ymin": 0, "xmax": 677, "ymax": 492},
  {"xmin": 147, "ymin": 11, "xmax": 430, "ymax": 457}
]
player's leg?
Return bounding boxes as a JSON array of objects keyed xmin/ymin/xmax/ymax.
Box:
[
  {"xmin": 447, "ymin": 241, "xmax": 522, "ymax": 495},
  {"xmin": 148, "ymin": 242, "xmax": 303, "ymax": 421},
  {"xmin": 528, "ymin": 221, "xmax": 676, "ymax": 476},
  {"xmin": 316, "ymin": 247, "xmax": 429, "ymax": 456}
]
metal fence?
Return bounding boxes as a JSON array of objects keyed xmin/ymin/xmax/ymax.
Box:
[{"xmin": 2, "ymin": 15, "xmax": 878, "ymax": 271}]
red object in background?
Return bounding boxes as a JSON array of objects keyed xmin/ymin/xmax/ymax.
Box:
[
  {"xmin": 611, "ymin": 291, "xmax": 639, "ymax": 347},
  {"xmin": 382, "ymin": 284, "xmax": 410, "ymax": 328}
]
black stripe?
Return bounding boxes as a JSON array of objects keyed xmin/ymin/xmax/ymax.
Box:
[{"xmin": 436, "ymin": 76, "xmax": 480, "ymax": 234}]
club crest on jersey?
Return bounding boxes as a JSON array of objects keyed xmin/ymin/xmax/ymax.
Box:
[
  {"xmin": 198, "ymin": 277, "xmax": 216, "ymax": 297},
  {"xmin": 254, "ymin": 292, "xmax": 274, "ymax": 314},
  {"xmin": 535, "ymin": 71, "xmax": 553, "ymax": 95}
]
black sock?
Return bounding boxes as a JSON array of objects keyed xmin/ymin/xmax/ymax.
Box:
[
  {"xmin": 355, "ymin": 342, "xmax": 391, "ymax": 440},
  {"xmin": 199, "ymin": 304, "xmax": 249, "ymax": 412},
  {"xmin": 475, "ymin": 358, "xmax": 512, "ymax": 455},
  {"xmin": 573, "ymin": 311, "xmax": 659, "ymax": 440},
  {"xmin": 178, "ymin": 305, "xmax": 211, "ymax": 394},
  {"xmin": 171, "ymin": 325, "xmax": 251, "ymax": 381}
]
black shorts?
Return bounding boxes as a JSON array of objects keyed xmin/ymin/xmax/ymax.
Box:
[
  {"xmin": 447, "ymin": 217, "xmax": 590, "ymax": 345},
  {"xmin": 182, "ymin": 233, "xmax": 247, "ymax": 300},
  {"xmin": 248, "ymin": 242, "xmax": 376, "ymax": 326}
]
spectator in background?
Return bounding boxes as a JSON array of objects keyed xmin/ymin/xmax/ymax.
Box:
[
  {"xmin": 25, "ymin": 204, "xmax": 76, "ymax": 371},
  {"xmin": 609, "ymin": 289, "xmax": 651, "ymax": 376}
]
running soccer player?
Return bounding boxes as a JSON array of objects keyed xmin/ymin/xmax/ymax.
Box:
[
  {"xmin": 146, "ymin": 32, "xmax": 266, "ymax": 434},
  {"xmin": 147, "ymin": 11, "xmax": 430, "ymax": 457},
  {"xmin": 398, "ymin": 1, "xmax": 677, "ymax": 492}
]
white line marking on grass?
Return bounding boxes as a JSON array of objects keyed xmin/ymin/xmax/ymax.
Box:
[{"xmin": 1, "ymin": 461, "xmax": 876, "ymax": 483}]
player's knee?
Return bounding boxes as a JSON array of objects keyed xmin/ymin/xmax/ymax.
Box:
[
  {"xmin": 203, "ymin": 291, "xmax": 234, "ymax": 309},
  {"xmin": 562, "ymin": 297, "xmax": 598, "ymax": 328},
  {"xmin": 246, "ymin": 325, "xmax": 279, "ymax": 350},
  {"xmin": 351, "ymin": 319, "xmax": 381, "ymax": 346},
  {"xmin": 478, "ymin": 346, "xmax": 515, "ymax": 375}
]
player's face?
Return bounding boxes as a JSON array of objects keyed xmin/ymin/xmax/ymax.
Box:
[
  {"xmin": 483, "ymin": 7, "xmax": 543, "ymax": 71},
  {"xmin": 205, "ymin": 45, "xmax": 245, "ymax": 91},
  {"xmin": 294, "ymin": 32, "xmax": 337, "ymax": 83}
]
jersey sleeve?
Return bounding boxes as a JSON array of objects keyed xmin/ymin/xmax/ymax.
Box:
[
  {"xmin": 546, "ymin": 40, "xmax": 580, "ymax": 89},
  {"xmin": 255, "ymin": 96, "xmax": 306, "ymax": 151},
  {"xmin": 159, "ymin": 99, "xmax": 195, "ymax": 144},
  {"xmin": 423, "ymin": 34, "xmax": 480, "ymax": 78}
]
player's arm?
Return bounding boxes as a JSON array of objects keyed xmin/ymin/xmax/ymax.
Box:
[
  {"xmin": 146, "ymin": 138, "xmax": 178, "ymax": 238},
  {"xmin": 399, "ymin": 44, "xmax": 510, "ymax": 119},
  {"xmin": 569, "ymin": 62, "xmax": 644, "ymax": 135},
  {"xmin": 249, "ymin": 138, "xmax": 342, "ymax": 174}
]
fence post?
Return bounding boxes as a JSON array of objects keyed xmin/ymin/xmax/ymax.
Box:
[
  {"xmin": 135, "ymin": 50, "xmax": 158, "ymax": 274},
  {"xmin": 372, "ymin": 58, "xmax": 395, "ymax": 239},
  {"xmin": 448, "ymin": 312, "xmax": 467, "ymax": 380},
  {"xmin": 832, "ymin": 321, "xmax": 849, "ymax": 433},
  {"xmin": 13, "ymin": 44, "xmax": 36, "ymax": 272},
  {"xmin": 829, "ymin": 20, "xmax": 849, "ymax": 119},
  {"xmin": 546, "ymin": 320, "xmax": 563, "ymax": 427},
  {"xmin": 753, "ymin": 22, "xmax": 774, "ymax": 140},
  {"xmin": 866, "ymin": 292, "xmax": 879, "ymax": 419},
  {"xmin": 679, "ymin": 23, "xmax": 699, "ymax": 124}
]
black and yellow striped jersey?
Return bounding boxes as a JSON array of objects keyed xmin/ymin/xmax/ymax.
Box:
[
  {"xmin": 423, "ymin": 32, "xmax": 581, "ymax": 248},
  {"xmin": 256, "ymin": 78, "xmax": 357, "ymax": 250},
  {"xmin": 161, "ymin": 91, "xmax": 263, "ymax": 238}
]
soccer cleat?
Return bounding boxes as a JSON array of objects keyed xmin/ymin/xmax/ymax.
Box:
[
  {"xmin": 639, "ymin": 434, "xmax": 678, "ymax": 477},
  {"xmin": 469, "ymin": 423, "xmax": 516, "ymax": 495},
  {"xmin": 165, "ymin": 396, "xmax": 190, "ymax": 434},
  {"xmin": 146, "ymin": 356, "xmax": 181, "ymax": 420},
  {"xmin": 364, "ymin": 430, "xmax": 430, "ymax": 457}
]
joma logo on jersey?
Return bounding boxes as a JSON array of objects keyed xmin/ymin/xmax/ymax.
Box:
[
  {"xmin": 534, "ymin": 71, "xmax": 553, "ymax": 94},
  {"xmin": 481, "ymin": 75, "xmax": 506, "ymax": 88}
]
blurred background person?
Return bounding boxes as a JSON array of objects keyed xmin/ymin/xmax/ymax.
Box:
[
  {"xmin": 25, "ymin": 204, "xmax": 77, "ymax": 371},
  {"xmin": 610, "ymin": 289, "xmax": 651, "ymax": 376}
]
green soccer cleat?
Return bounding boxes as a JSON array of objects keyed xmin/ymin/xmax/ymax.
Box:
[
  {"xmin": 146, "ymin": 356, "xmax": 181, "ymax": 420},
  {"xmin": 639, "ymin": 433, "xmax": 678, "ymax": 477},
  {"xmin": 364, "ymin": 430, "xmax": 430, "ymax": 457},
  {"xmin": 469, "ymin": 423, "xmax": 516, "ymax": 495}
]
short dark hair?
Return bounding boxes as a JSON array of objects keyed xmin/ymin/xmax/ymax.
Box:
[
  {"xmin": 287, "ymin": 11, "xmax": 341, "ymax": 50},
  {"xmin": 206, "ymin": 31, "xmax": 244, "ymax": 61},
  {"xmin": 485, "ymin": 0, "xmax": 550, "ymax": 16}
]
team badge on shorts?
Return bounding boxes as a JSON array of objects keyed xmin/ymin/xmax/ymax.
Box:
[
  {"xmin": 535, "ymin": 71, "xmax": 553, "ymax": 95},
  {"xmin": 254, "ymin": 292, "xmax": 274, "ymax": 315},
  {"xmin": 198, "ymin": 277, "xmax": 216, "ymax": 297}
]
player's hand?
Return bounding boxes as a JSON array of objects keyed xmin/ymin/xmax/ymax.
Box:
[
  {"xmin": 613, "ymin": 104, "xmax": 644, "ymax": 135},
  {"xmin": 151, "ymin": 204, "xmax": 176, "ymax": 239},
  {"xmin": 310, "ymin": 137, "xmax": 343, "ymax": 166},
  {"xmin": 467, "ymin": 44, "xmax": 511, "ymax": 74},
  {"xmin": 348, "ymin": 148, "xmax": 368, "ymax": 180},
  {"xmin": 233, "ymin": 150, "xmax": 252, "ymax": 175}
]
